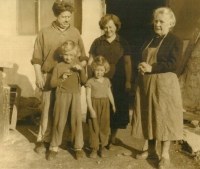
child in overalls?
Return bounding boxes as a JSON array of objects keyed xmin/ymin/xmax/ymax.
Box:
[
  {"xmin": 47, "ymin": 40, "xmax": 87, "ymax": 160},
  {"xmin": 86, "ymin": 56, "xmax": 116, "ymax": 158}
]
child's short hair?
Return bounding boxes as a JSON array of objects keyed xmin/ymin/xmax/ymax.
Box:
[
  {"xmin": 59, "ymin": 40, "xmax": 81, "ymax": 57},
  {"xmin": 91, "ymin": 56, "xmax": 110, "ymax": 73}
]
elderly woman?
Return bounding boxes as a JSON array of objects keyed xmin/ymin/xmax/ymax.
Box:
[
  {"xmin": 88, "ymin": 14, "xmax": 132, "ymax": 148},
  {"xmin": 31, "ymin": 0, "xmax": 87, "ymax": 155},
  {"xmin": 131, "ymin": 7, "xmax": 183, "ymax": 169}
]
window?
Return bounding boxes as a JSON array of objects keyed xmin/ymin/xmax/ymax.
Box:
[{"xmin": 18, "ymin": 0, "xmax": 82, "ymax": 35}]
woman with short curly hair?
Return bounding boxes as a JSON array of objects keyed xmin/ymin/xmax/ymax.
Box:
[
  {"xmin": 31, "ymin": 0, "xmax": 87, "ymax": 160},
  {"xmin": 87, "ymin": 14, "xmax": 132, "ymax": 150}
]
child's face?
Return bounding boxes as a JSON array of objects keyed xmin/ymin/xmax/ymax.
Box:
[
  {"xmin": 94, "ymin": 65, "xmax": 106, "ymax": 79},
  {"xmin": 62, "ymin": 51, "xmax": 75, "ymax": 63}
]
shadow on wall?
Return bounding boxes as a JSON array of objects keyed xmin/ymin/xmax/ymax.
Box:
[
  {"xmin": 3, "ymin": 63, "xmax": 42, "ymax": 123},
  {"xmin": 4, "ymin": 63, "xmax": 36, "ymax": 97}
]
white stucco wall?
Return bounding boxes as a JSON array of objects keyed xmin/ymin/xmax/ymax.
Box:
[
  {"xmin": 81, "ymin": 0, "xmax": 103, "ymax": 115},
  {"xmin": 0, "ymin": 0, "xmax": 103, "ymax": 98},
  {"xmin": 0, "ymin": 0, "xmax": 37, "ymax": 97},
  {"xmin": 82, "ymin": 0, "xmax": 103, "ymax": 53},
  {"xmin": 0, "ymin": 0, "xmax": 17, "ymax": 36}
]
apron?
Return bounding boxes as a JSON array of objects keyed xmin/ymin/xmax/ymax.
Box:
[{"xmin": 131, "ymin": 36, "xmax": 183, "ymax": 141}]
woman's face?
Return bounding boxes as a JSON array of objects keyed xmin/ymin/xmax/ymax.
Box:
[
  {"xmin": 94, "ymin": 65, "xmax": 106, "ymax": 79},
  {"xmin": 154, "ymin": 13, "xmax": 172, "ymax": 36},
  {"xmin": 103, "ymin": 20, "xmax": 117, "ymax": 38},
  {"xmin": 56, "ymin": 11, "xmax": 72, "ymax": 29}
]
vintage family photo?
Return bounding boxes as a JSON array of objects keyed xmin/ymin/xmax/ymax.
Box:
[{"xmin": 0, "ymin": 0, "xmax": 200, "ymax": 168}]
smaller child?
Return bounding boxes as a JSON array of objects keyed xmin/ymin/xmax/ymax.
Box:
[
  {"xmin": 86, "ymin": 56, "xmax": 116, "ymax": 158},
  {"xmin": 47, "ymin": 40, "xmax": 87, "ymax": 161}
]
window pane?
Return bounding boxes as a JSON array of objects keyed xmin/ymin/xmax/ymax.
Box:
[
  {"xmin": 18, "ymin": 0, "xmax": 82, "ymax": 35},
  {"xmin": 18, "ymin": 0, "xmax": 36, "ymax": 35},
  {"xmin": 40, "ymin": 0, "xmax": 57, "ymax": 29}
]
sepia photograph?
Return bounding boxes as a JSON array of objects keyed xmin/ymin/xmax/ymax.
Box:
[{"xmin": 0, "ymin": 0, "xmax": 200, "ymax": 168}]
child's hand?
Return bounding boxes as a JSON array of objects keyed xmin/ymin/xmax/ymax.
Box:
[
  {"xmin": 62, "ymin": 72, "xmax": 69, "ymax": 79},
  {"xmin": 112, "ymin": 105, "xmax": 116, "ymax": 113},
  {"xmin": 73, "ymin": 64, "xmax": 82, "ymax": 71},
  {"xmin": 62, "ymin": 70, "xmax": 72, "ymax": 80},
  {"xmin": 90, "ymin": 109, "xmax": 97, "ymax": 118}
]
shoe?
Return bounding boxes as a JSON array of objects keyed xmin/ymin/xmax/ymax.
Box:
[
  {"xmin": 66, "ymin": 141, "xmax": 73, "ymax": 150},
  {"xmin": 108, "ymin": 143, "xmax": 116, "ymax": 151},
  {"xmin": 35, "ymin": 142, "xmax": 50, "ymax": 154},
  {"xmin": 136, "ymin": 151, "xmax": 159, "ymax": 160},
  {"xmin": 75, "ymin": 150, "xmax": 85, "ymax": 160},
  {"xmin": 44, "ymin": 142, "xmax": 50, "ymax": 149},
  {"xmin": 47, "ymin": 150, "xmax": 58, "ymax": 161},
  {"xmin": 99, "ymin": 147, "xmax": 108, "ymax": 158},
  {"xmin": 158, "ymin": 157, "xmax": 170, "ymax": 169},
  {"xmin": 89, "ymin": 149, "xmax": 98, "ymax": 158}
]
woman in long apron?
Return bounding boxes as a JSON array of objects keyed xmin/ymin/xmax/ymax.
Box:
[{"xmin": 132, "ymin": 7, "xmax": 183, "ymax": 169}]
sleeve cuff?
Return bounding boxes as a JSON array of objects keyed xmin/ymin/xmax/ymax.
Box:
[
  {"xmin": 151, "ymin": 63, "xmax": 158, "ymax": 73},
  {"xmin": 79, "ymin": 56, "xmax": 89, "ymax": 62},
  {"xmin": 31, "ymin": 58, "xmax": 43, "ymax": 65}
]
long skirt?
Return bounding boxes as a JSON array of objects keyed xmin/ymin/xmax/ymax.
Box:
[
  {"xmin": 131, "ymin": 72, "xmax": 183, "ymax": 141},
  {"xmin": 110, "ymin": 78, "xmax": 130, "ymax": 129}
]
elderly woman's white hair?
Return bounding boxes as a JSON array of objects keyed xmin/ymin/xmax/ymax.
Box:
[{"xmin": 153, "ymin": 7, "xmax": 176, "ymax": 28}]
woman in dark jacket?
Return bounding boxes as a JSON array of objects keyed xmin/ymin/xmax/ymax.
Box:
[{"xmin": 131, "ymin": 7, "xmax": 183, "ymax": 169}]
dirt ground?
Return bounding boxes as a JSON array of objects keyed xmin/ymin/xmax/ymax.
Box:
[{"xmin": 0, "ymin": 118, "xmax": 200, "ymax": 169}]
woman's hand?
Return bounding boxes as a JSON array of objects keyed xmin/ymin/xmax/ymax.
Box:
[
  {"xmin": 90, "ymin": 109, "xmax": 97, "ymax": 118},
  {"xmin": 112, "ymin": 105, "xmax": 116, "ymax": 113},
  {"xmin": 138, "ymin": 62, "xmax": 152, "ymax": 74},
  {"xmin": 125, "ymin": 81, "xmax": 131, "ymax": 92},
  {"xmin": 34, "ymin": 64, "xmax": 44, "ymax": 90},
  {"xmin": 36, "ymin": 74, "xmax": 45, "ymax": 90},
  {"xmin": 80, "ymin": 60, "xmax": 87, "ymax": 67}
]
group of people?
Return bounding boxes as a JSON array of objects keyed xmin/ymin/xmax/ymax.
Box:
[{"xmin": 31, "ymin": 1, "xmax": 183, "ymax": 169}]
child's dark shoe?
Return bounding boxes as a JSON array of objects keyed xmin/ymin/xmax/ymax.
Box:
[
  {"xmin": 75, "ymin": 150, "xmax": 85, "ymax": 160},
  {"xmin": 47, "ymin": 150, "xmax": 58, "ymax": 161},
  {"xmin": 35, "ymin": 142, "xmax": 50, "ymax": 154},
  {"xmin": 89, "ymin": 148, "xmax": 98, "ymax": 158},
  {"xmin": 99, "ymin": 147, "xmax": 108, "ymax": 158},
  {"xmin": 66, "ymin": 141, "xmax": 73, "ymax": 150}
]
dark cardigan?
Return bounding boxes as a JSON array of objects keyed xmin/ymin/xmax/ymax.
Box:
[{"xmin": 140, "ymin": 32, "xmax": 183, "ymax": 75}]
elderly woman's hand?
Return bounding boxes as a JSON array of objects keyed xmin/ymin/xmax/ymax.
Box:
[{"xmin": 138, "ymin": 62, "xmax": 152, "ymax": 74}]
